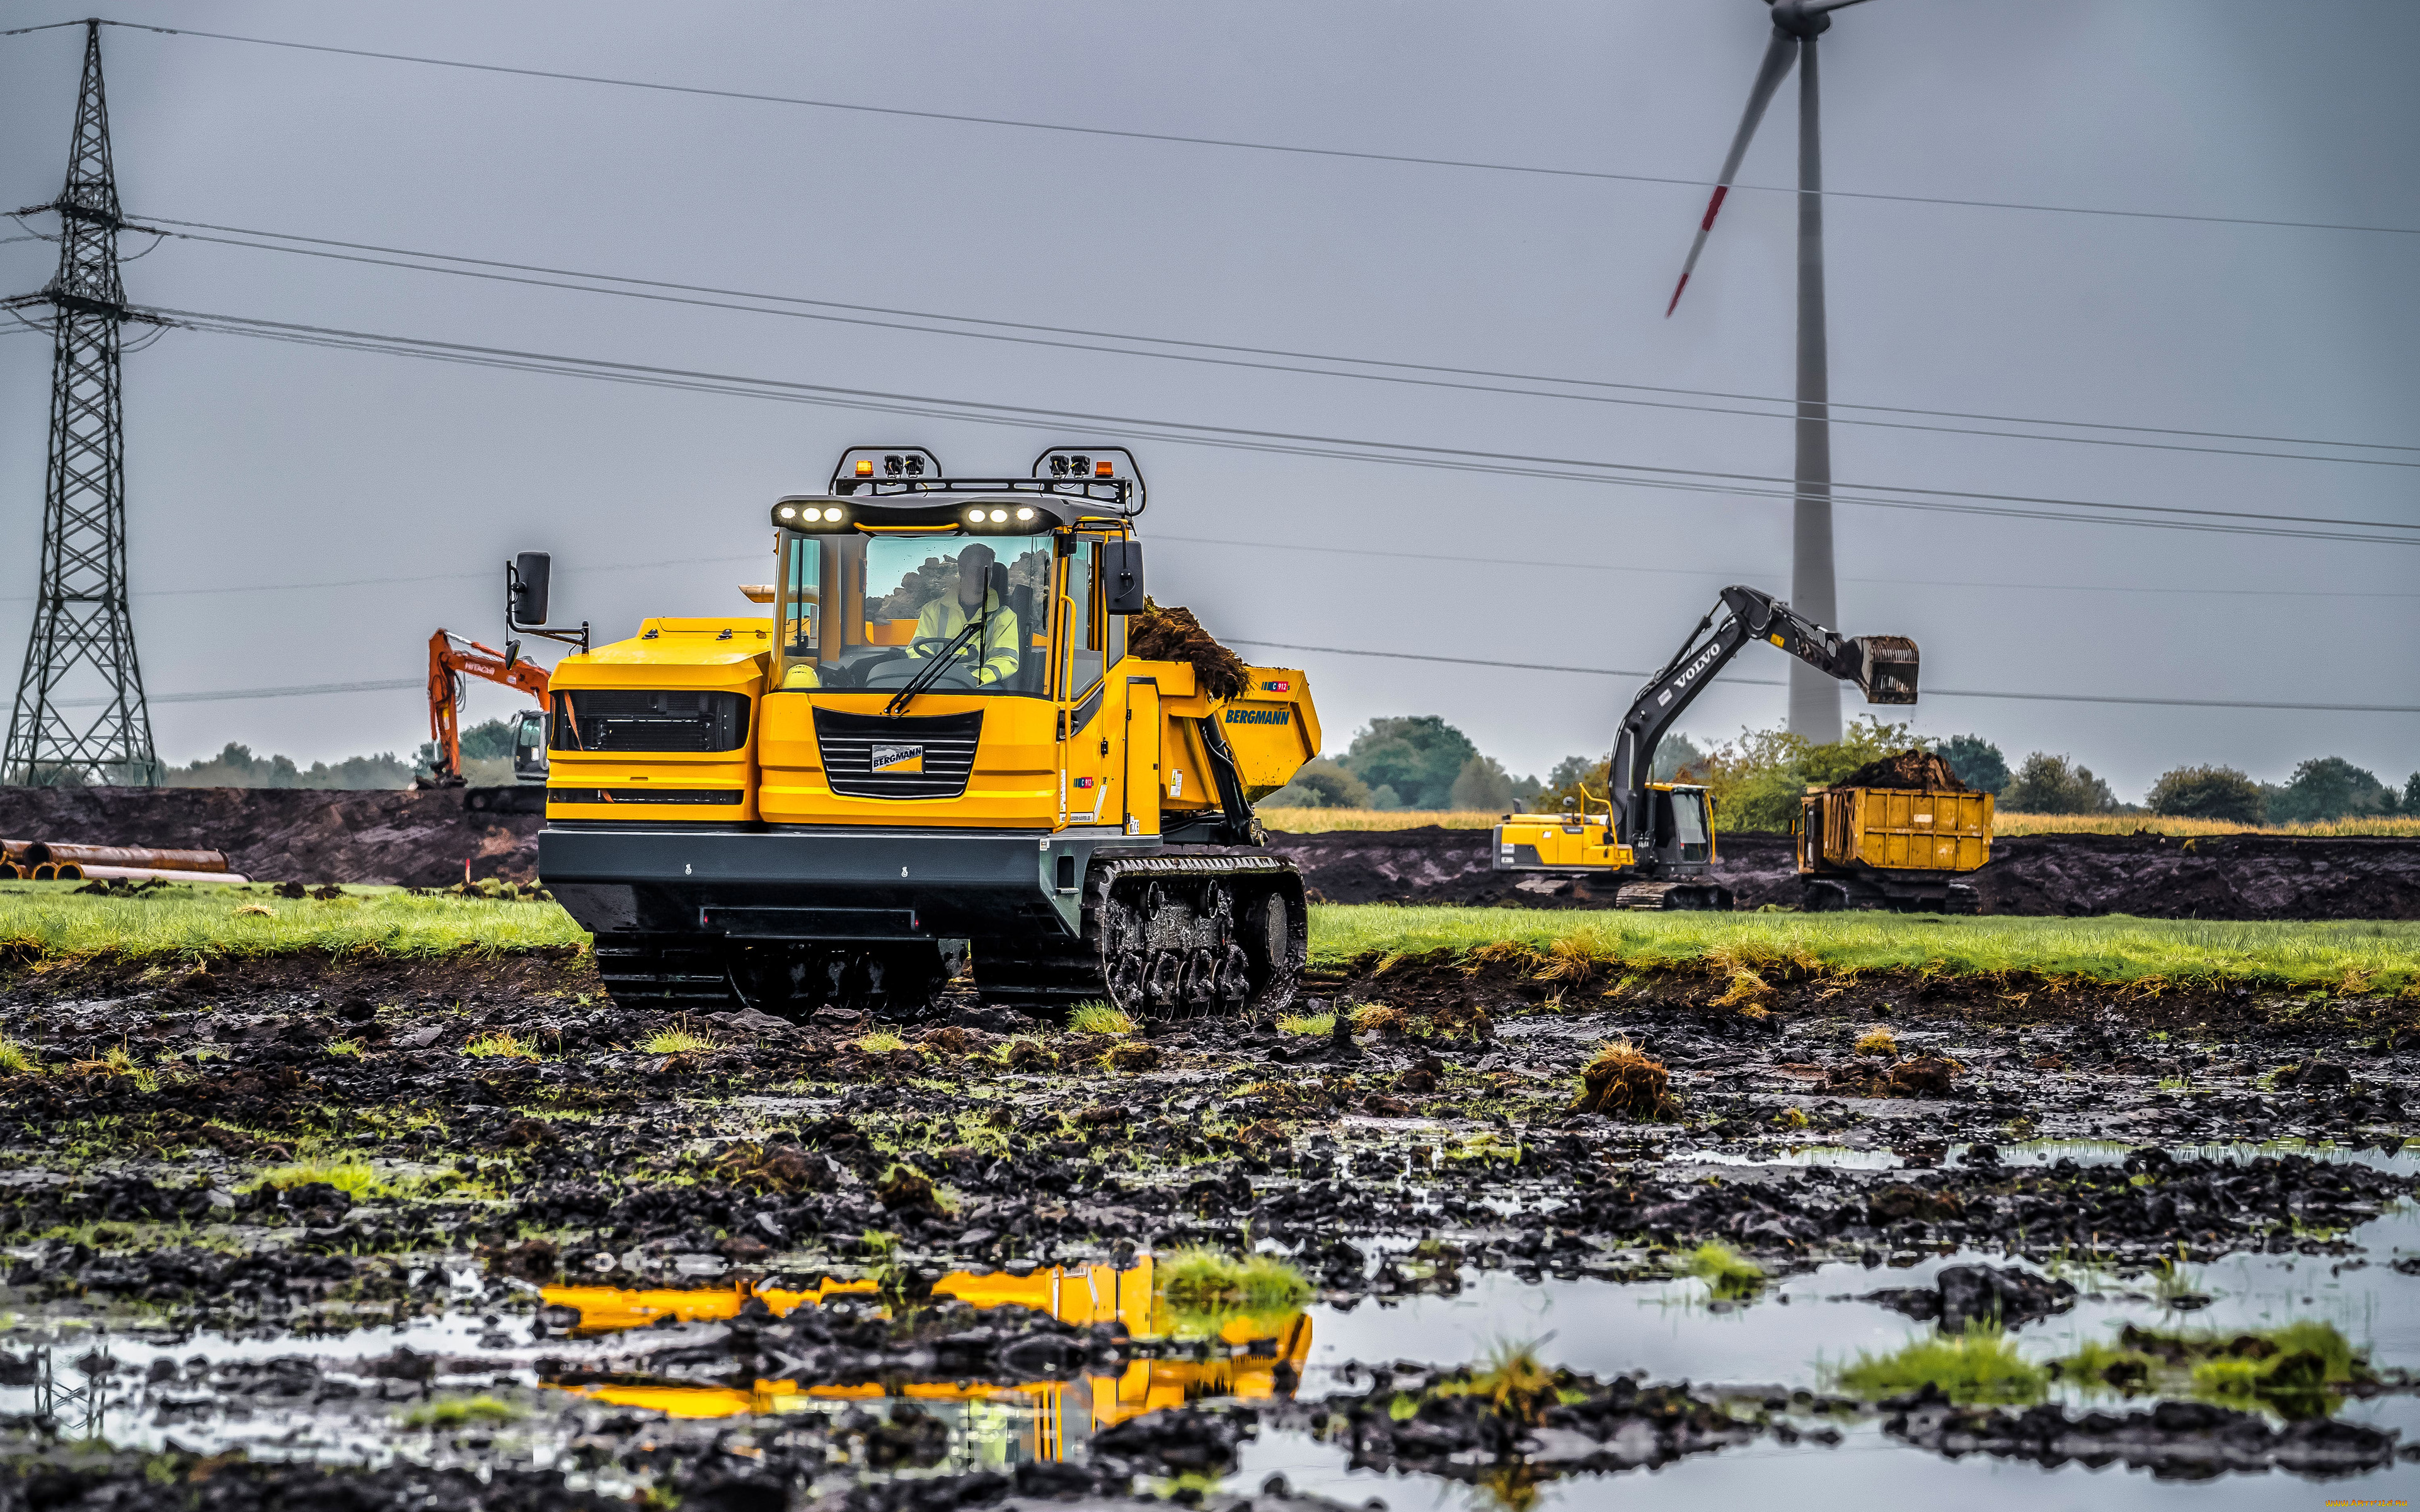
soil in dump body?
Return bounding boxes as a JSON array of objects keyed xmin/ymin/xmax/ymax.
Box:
[
  {"xmin": 1828, "ymin": 748, "xmax": 1970, "ymax": 792},
  {"xmin": 1126, "ymin": 598, "xmax": 1250, "ymax": 701}
]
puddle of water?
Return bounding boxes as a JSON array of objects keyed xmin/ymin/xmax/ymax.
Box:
[{"xmin": 6, "ymin": 1140, "xmax": 2416, "ymax": 1498}]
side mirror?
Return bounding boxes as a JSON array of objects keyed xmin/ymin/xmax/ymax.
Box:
[
  {"xmin": 1102, "ymin": 539, "xmax": 1146, "ymax": 615},
  {"xmin": 510, "ymin": 552, "xmax": 552, "ymax": 626}
]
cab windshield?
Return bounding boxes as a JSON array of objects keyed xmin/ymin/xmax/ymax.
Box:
[{"xmin": 775, "ymin": 530, "xmax": 1053, "ymax": 695}]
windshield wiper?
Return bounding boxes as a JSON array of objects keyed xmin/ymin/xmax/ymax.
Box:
[{"xmin": 884, "ymin": 616, "xmax": 984, "ymax": 716}]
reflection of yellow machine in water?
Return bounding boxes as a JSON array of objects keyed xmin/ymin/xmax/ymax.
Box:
[{"xmin": 541, "ymin": 1255, "xmax": 1312, "ymax": 1462}]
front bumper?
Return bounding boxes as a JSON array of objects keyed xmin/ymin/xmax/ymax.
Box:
[{"xmin": 538, "ymin": 823, "xmax": 1159, "ymax": 941}]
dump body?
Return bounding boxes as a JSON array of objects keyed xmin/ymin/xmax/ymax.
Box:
[
  {"xmin": 1796, "ymin": 786, "xmax": 1991, "ymax": 912},
  {"xmin": 1799, "ymin": 787, "xmax": 1991, "ymax": 874}
]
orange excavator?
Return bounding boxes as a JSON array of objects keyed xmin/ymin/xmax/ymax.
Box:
[{"xmin": 424, "ymin": 629, "xmax": 551, "ymax": 810}]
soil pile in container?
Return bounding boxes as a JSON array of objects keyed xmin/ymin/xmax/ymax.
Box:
[
  {"xmin": 1830, "ymin": 749, "xmax": 1969, "ymax": 791},
  {"xmin": 1128, "ymin": 598, "xmax": 1248, "ymax": 701}
]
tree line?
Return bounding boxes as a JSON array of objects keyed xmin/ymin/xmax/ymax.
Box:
[{"xmin": 1263, "ymin": 714, "xmax": 2417, "ymax": 828}]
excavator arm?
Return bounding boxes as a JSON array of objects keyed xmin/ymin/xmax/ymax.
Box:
[
  {"xmin": 426, "ymin": 629, "xmax": 553, "ymax": 786},
  {"xmin": 1606, "ymin": 585, "xmax": 1916, "ymax": 848}
]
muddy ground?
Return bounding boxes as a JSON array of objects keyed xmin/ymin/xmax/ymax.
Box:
[
  {"xmin": 3, "ymin": 941, "xmax": 2419, "ymax": 1504},
  {"xmin": 1272, "ymin": 825, "xmax": 2420, "ymax": 919}
]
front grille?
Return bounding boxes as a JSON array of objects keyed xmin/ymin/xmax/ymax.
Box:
[
  {"xmin": 815, "ymin": 707, "xmax": 981, "ymax": 799},
  {"xmin": 548, "ymin": 788, "xmax": 744, "ymax": 805},
  {"xmin": 552, "ymin": 690, "xmax": 749, "ymax": 753}
]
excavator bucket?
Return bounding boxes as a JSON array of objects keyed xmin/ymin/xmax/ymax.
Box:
[{"xmin": 1851, "ymin": 636, "xmax": 1919, "ymax": 704}]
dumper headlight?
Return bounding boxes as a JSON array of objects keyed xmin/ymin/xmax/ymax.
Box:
[
  {"xmin": 1015, "ymin": 507, "xmax": 1036, "ymax": 522},
  {"xmin": 778, "ymin": 505, "xmax": 798, "ymax": 521},
  {"xmin": 821, "ymin": 507, "xmax": 846, "ymax": 523}
]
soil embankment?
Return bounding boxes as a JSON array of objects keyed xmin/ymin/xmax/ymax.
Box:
[
  {"xmin": 6, "ymin": 788, "xmax": 2416, "ymax": 916},
  {"xmin": 0, "ymin": 785, "xmax": 539, "ymax": 888},
  {"xmin": 1268, "ymin": 824, "xmax": 2420, "ymax": 919}
]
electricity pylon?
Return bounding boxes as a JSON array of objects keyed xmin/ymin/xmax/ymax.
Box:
[{"xmin": 3, "ymin": 21, "xmax": 158, "ymax": 786}]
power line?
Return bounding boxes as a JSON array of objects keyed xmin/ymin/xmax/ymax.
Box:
[
  {"xmin": 7, "ymin": 536, "xmax": 2407, "ymax": 609},
  {"xmin": 1153, "ymin": 535, "xmax": 2420, "ymax": 600},
  {"xmin": 55, "ymin": 676, "xmax": 424, "ymax": 708},
  {"xmin": 1225, "ymin": 639, "xmax": 2420, "ymax": 715},
  {"xmin": 44, "ymin": 18, "xmax": 2420, "ymax": 239},
  {"xmin": 147, "ymin": 305, "xmax": 2420, "ymax": 547},
  {"xmin": 131, "ymin": 215, "xmax": 2420, "ymax": 469}
]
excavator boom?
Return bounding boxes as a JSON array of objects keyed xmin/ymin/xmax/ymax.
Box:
[{"xmin": 426, "ymin": 629, "xmax": 553, "ymax": 786}]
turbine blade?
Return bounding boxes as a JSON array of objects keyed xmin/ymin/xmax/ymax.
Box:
[
  {"xmin": 1806, "ymin": 0, "xmax": 1874, "ymax": 13},
  {"xmin": 1666, "ymin": 29, "xmax": 1799, "ymax": 316}
]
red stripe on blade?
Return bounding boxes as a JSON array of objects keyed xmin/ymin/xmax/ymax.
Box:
[
  {"xmin": 1700, "ymin": 185, "xmax": 1729, "ymax": 232},
  {"xmin": 1665, "ymin": 273, "xmax": 1690, "ymax": 318}
]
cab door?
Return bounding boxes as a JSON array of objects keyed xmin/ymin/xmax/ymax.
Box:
[{"xmin": 1057, "ymin": 539, "xmax": 1115, "ymax": 824}]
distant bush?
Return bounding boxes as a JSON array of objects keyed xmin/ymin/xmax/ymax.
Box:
[
  {"xmin": 2005, "ymin": 753, "xmax": 2118, "ymax": 815},
  {"xmin": 164, "ymin": 742, "xmax": 415, "ymax": 791},
  {"xmin": 1695, "ymin": 719, "xmax": 1916, "ymax": 831},
  {"xmin": 1448, "ymin": 754, "xmax": 1515, "ymax": 811},
  {"xmin": 2265, "ymin": 757, "xmax": 2392, "ymax": 823},
  {"xmin": 2147, "ymin": 765, "xmax": 2265, "ymax": 823},
  {"xmin": 1285, "ymin": 756, "xmax": 1370, "ymax": 809},
  {"xmin": 1337, "ymin": 715, "xmax": 1477, "ymax": 811},
  {"xmin": 1932, "ymin": 735, "xmax": 2010, "ymax": 796}
]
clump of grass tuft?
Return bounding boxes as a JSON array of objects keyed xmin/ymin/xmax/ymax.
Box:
[
  {"xmin": 0, "ymin": 1038, "xmax": 32, "ymax": 1075},
  {"xmin": 256, "ymin": 1159, "xmax": 386, "ymax": 1200},
  {"xmin": 462, "ymin": 1030, "xmax": 538, "ymax": 1061},
  {"xmin": 855, "ymin": 1029, "xmax": 910, "ymax": 1053},
  {"xmin": 1351, "ymin": 1004, "xmax": 1405, "ymax": 1034},
  {"xmin": 2056, "ymin": 1320, "xmax": 2370, "ymax": 1418},
  {"xmin": 1068, "ymin": 1001, "xmax": 1134, "ymax": 1036},
  {"xmin": 1855, "ymin": 1026, "xmax": 1898, "ymax": 1058},
  {"xmin": 1158, "ymin": 1247, "xmax": 1312, "ymax": 1317},
  {"xmin": 1709, "ymin": 968, "xmax": 1773, "ymax": 1017},
  {"xmin": 1434, "ymin": 1340, "xmax": 1566, "ymax": 1426},
  {"xmin": 1275, "ymin": 1011, "xmax": 1335, "ymax": 1036},
  {"xmin": 1570, "ymin": 1038, "xmax": 1679, "ymax": 1121},
  {"xmin": 325, "ymin": 1038, "xmax": 366, "ymax": 1058},
  {"xmin": 1679, "ymin": 1240, "xmax": 1765, "ymax": 1298},
  {"xmin": 1832, "ymin": 1329, "xmax": 2049, "ymax": 1406},
  {"xmin": 400, "ymin": 1394, "xmax": 524, "ymax": 1429},
  {"xmin": 643, "ymin": 1026, "xmax": 722, "ymax": 1055}
]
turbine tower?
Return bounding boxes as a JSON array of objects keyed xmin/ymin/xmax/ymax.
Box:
[
  {"xmin": 1666, "ymin": 0, "xmax": 1870, "ymax": 743},
  {"xmin": 3, "ymin": 21, "xmax": 158, "ymax": 786}
]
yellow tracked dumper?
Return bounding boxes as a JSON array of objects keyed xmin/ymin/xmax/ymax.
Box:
[{"xmin": 529, "ymin": 446, "xmax": 1321, "ymax": 1021}]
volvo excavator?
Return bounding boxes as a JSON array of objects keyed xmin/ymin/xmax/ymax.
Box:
[
  {"xmin": 1492, "ymin": 586, "xmax": 1918, "ymax": 908},
  {"xmin": 535, "ymin": 446, "xmax": 1320, "ymax": 1022}
]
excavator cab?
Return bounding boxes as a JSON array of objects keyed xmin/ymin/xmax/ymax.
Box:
[{"xmin": 511, "ymin": 710, "xmax": 548, "ymax": 784}]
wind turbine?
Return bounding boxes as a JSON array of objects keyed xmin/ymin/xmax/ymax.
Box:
[{"xmin": 1666, "ymin": 0, "xmax": 1871, "ymax": 743}]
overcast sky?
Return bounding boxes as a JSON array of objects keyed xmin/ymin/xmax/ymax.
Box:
[{"xmin": 1, "ymin": 0, "xmax": 2414, "ymax": 799}]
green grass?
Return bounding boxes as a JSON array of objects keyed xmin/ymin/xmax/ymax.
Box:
[
  {"xmin": 400, "ymin": 1394, "xmax": 524, "ymax": 1429},
  {"xmin": 1831, "ymin": 1329, "xmax": 2051, "ymax": 1406},
  {"xmin": 1678, "ymin": 1240, "xmax": 1765, "ymax": 1298},
  {"xmin": 0, "ymin": 1038, "xmax": 31, "ymax": 1075},
  {"xmin": 1157, "ymin": 1247, "xmax": 1312, "ymax": 1318},
  {"xmin": 1307, "ymin": 905, "xmax": 2420, "ymax": 991},
  {"xmin": 254, "ymin": 1159, "xmax": 387, "ymax": 1200},
  {"xmin": 18, "ymin": 877, "xmax": 2407, "ymax": 995},
  {"xmin": 642, "ymin": 1027, "xmax": 721, "ymax": 1055},
  {"xmin": 1274, "ymin": 1011, "xmax": 1335, "ymax": 1036},
  {"xmin": 2053, "ymin": 1320, "xmax": 2368, "ymax": 1417},
  {"xmin": 1068, "ymin": 1002, "xmax": 1134, "ymax": 1036},
  {"xmin": 462, "ymin": 1031, "xmax": 539, "ymax": 1061},
  {"xmin": 0, "ymin": 879, "xmax": 583, "ymax": 962},
  {"xmin": 855, "ymin": 1030, "xmax": 910, "ymax": 1053}
]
